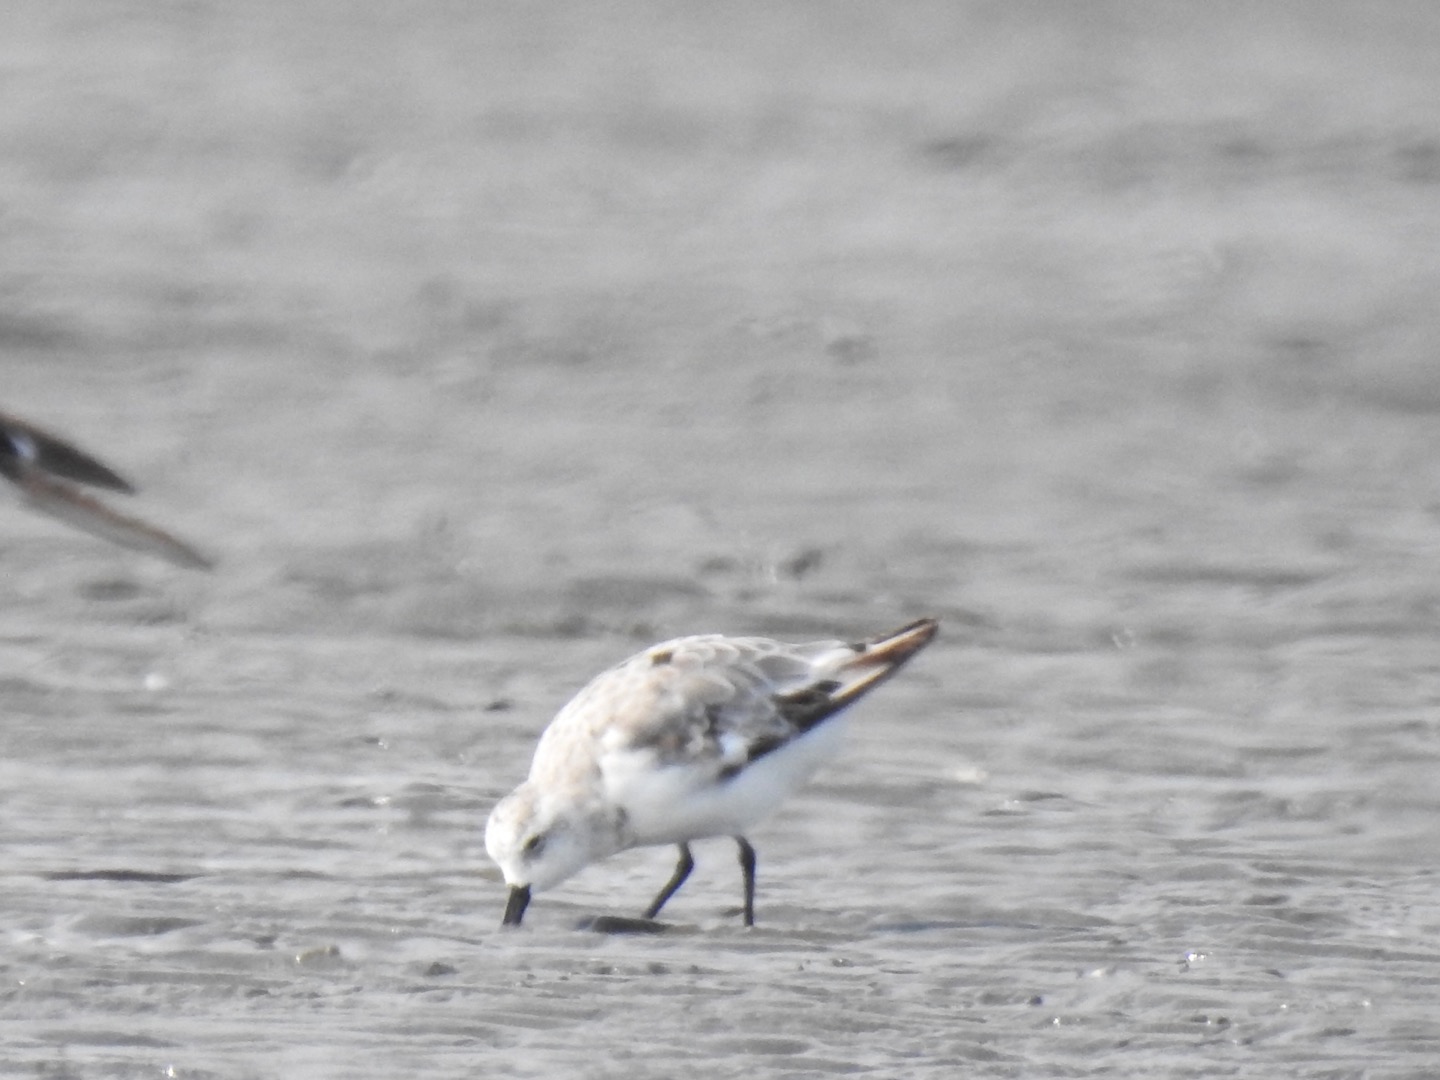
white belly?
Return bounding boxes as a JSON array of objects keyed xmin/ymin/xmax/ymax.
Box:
[{"xmin": 605, "ymin": 719, "xmax": 848, "ymax": 846}]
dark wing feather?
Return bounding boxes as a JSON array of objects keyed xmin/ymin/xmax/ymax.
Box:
[{"xmin": 0, "ymin": 412, "xmax": 135, "ymax": 493}]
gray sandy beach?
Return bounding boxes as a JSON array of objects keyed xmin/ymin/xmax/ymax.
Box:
[{"xmin": 3, "ymin": 4, "xmax": 1440, "ymax": 1077}]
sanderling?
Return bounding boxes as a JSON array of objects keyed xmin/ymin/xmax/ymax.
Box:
[
  {"xmin": 486, "ymin": 616, "xmax": 938, "ymax": 928},
  {"xmin": 0, "ymin": 409, "xmax": 212, "ymax": 570}
]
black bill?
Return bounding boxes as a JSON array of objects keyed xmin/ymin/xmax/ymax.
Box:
[{"xmin": 502, "ymin": 884, "xmax": 531, "ymax": 927}]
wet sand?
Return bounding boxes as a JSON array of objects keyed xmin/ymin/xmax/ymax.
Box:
[{"xmin": 4, "ymin": 4, "xmax": 1440, "ymax": 1077}]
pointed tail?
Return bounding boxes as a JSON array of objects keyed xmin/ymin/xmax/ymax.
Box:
[{"xmin": 775, "ymin": 617, "xmax": 939, "ymax": 731}]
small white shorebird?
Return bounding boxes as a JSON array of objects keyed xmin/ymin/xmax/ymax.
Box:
[
  {"xmin": 486, "ymin": 617, "xmax": 938, "ymax": 928},
  {"xmin": 0, "ymin": 409, "xmax": 212, "ymax": 570}
]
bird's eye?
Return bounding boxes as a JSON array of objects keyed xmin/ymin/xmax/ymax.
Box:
[{"xmin": 521, "ymin": 834, "xmax": 546, "ymax": 858}]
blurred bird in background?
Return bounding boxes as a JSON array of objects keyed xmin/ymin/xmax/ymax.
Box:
[{"xmin": 0, "ymin": 409, "xmax": 212, "ymax": 570}]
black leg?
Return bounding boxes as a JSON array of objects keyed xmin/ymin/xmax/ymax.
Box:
[
  {"xmin": 736, "ymin": 836, "xmax": 757, "ymax": 927},
  {"xmin": 643, "ymin": 843, "xmax": 695, "ymax": 919}
]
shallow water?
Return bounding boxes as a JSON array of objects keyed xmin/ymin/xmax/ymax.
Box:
[
  {"xmin": 6, "ymin": 3, "xmax": 1440, "ymax": 1078},
  {"xmin": 5, "ymin": 613, "xmax": 1440, "ymax": 1079}
]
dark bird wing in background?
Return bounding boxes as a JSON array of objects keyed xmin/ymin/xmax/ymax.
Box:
[
  {"xmin": 0, "ymin": 410, "xmax": 136, "ymax": 493},
  {"xmin": 0, "ymin": 410, "xmax": 213, "ymax": 571}
]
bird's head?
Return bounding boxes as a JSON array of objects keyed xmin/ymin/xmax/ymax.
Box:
[{"xmin": 485, "ymin": 783, "xmax": 607, "ymax": 926}]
